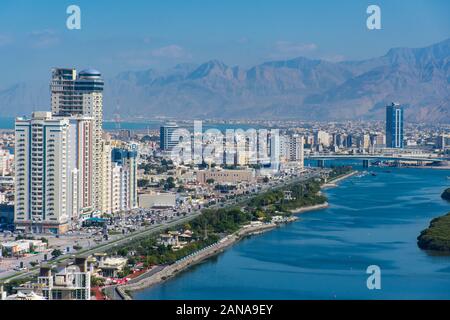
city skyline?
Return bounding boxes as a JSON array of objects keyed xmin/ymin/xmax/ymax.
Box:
[
  {"xmin": 1, "ymin": 0, "xmax": 450, "ymax": 304},
  {"xmin": 2, "ymin": 64, "xmax": 450, "ymax": 302}
]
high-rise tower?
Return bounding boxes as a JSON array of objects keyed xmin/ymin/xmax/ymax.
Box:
[
  {"xmin": 160, "ymin": 123, "xmax": 179, "ymax": 151},
  {"xmin": 14, "ymin": 112, "xmax": 78, "ymax": 233},
  {"xmin": 386, "ymin": 103, "xmax": 404, "ymax": 149},
  {"xmin": 50, "ymin": 68, "xmax": 104, "ymax": 212}
]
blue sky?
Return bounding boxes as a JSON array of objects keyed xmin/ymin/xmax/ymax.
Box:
[{"xmin": 0, "ymin": 0, "xmax": 448, "ymax": 86}]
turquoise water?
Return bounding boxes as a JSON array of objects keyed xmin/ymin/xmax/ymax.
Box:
[{"xmin": 135, "ymin": 165, "xmax": 450, "ymax": 299}]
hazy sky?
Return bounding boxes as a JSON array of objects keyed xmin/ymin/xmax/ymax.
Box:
[{"xmin": 0, "ymin": 0, "xmax": 449, "ymax": 86}]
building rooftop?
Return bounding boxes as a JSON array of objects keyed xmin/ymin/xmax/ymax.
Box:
[{"xmin": 79, "ymin": 68, "xmax": 101, "ymax": 76}]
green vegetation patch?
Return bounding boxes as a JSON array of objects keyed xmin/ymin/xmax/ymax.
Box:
[
  {"xmin": 441, "ymin": 188, "xmax": 450, "ymax": 201},
  {"xmin": 418, "ymin": 212, "xmax": 450, "ymax": 252}
]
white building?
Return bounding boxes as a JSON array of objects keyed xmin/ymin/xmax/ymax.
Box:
[
  {"xmin": 14, "ymin": 111, "xmax": 96, "ymax": 233},
  {"xmin": 271, "ymin": 134, "xmax": 304, "ymax": 168},
  {"xmin": 111, "ymin": 163, "xmax": 123, "ymax": 214},
  {"xmin": 287, "ymin": 135, "xmax": 304, "ymax": 168},
  {"xmin": 314, "ymin": 131, "xmax": 330, "ymax": 147},
  {"xmin": 38, "ymin": 257, "xmax": 91, "ymax": 300},
  {"xmin": 0, "ymin": 149, "xmax": 13, "ymax": 176},
  {"xmin": 14, "ymin": 112, "xmax": 79, "ymax": 234},
  {"xmin": 111, "ymin": 148, "xmax": 138, "ymax": 211},
  {"xmin": 100, "ymin": 138, "xmax": 112, "ymax": 214},
  {"xmin": 139, "ymin": 192, "xmax": 177, "ymax": 208}
]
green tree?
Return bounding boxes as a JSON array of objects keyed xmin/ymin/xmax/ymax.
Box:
[
  {"xmin": 144, "ymin": 256, "xmax": 159, "ymax": 267},
  {"xmin": 138, "ymin": 179, "xmax": 149, "ymax": 188},
  {"xmin": 441, "ymin": 188, "xmax": 450, "ymax": 201},
  {"xmin": 164, "ymin": 177, "xmax": 176, "ymax": 190},
  {"xmin": 51, "ymin": 249, "xmax": 63, "ymax": 258},
  {"xmin": 91, "ymin": 276, "xmax": 106, "ymax": 287}
]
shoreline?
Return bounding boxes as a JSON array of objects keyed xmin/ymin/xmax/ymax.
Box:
[
  {"xmin": 112, "ymin": 171, "xmax": 357, "ymax": 300},
  {"xmin": 115, "ymin": 222, "xmax": 279, "ymax": 300},
  {"xmin": 321, "ymin": 171, "xmax": 358, "ymax": 188},
  {"xmin": 290, "ymin": 202, "xmax": 329, "ymax": 214}
]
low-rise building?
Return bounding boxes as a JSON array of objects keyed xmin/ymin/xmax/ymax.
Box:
[
  {"xmin": 1, "ymin": 240, "xmax": 32, "ymax": 256},
  {"xmin": 196, "ymin": 169, "xmax": 255, "ymax": 185},
  {"xmin": 158, "ymin": 230, "xmax": 193, "ymax": 250},
  {"xmin": 38, "ymin": 256, "xmax": 91, "ymax": 300},
  {"xmin": 98, "ymin": 257, "xmax": 128, "ymax": 278},
  {"xmin": 138, "ymin": 192, "xmax": 177, "ymax": 208}
]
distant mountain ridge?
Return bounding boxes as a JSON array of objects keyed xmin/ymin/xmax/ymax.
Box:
[{"xmin": 1, "ymin": 38, "xmax": 449, "ymax": 122}]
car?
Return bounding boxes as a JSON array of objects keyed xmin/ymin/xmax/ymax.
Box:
[{"xmin": 14, "ymin": 266, "xmax": 28, "ymax": 271}]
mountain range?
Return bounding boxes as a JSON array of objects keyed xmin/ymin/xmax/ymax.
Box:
[{"xmin": 1, "ymin": 38, "xmax": 449, "ymax": 122}]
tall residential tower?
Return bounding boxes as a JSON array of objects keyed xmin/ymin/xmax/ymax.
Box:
[
  {"xmin": 14, "ymin": 112, "xmax": 77, "ymax": 233},
  {"xmin": 50, "ymin": 68, "xmax": 104, "ymax": 212}
]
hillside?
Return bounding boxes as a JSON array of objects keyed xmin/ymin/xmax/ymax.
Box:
[{"xmin": 1, "ymin": 38, "xmax": 449, "ymax": 122}]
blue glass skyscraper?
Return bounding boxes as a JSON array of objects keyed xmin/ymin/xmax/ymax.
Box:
[
  {"xmin": 386, "ymin": 103, "xmax": 404, "ymax": 148},
  {"xmin": 160, "ymin": 123, "xmax": 179, "ymax": 151}
]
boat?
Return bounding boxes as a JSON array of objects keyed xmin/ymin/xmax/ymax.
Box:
[{"xmin": 371, "ymin": 173, "xmax": 377, "ymax": 176}]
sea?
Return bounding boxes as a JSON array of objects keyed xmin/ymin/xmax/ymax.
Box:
[{"xmin": 134, "ymin": 162, "xmax": 450, "ymax": 299}]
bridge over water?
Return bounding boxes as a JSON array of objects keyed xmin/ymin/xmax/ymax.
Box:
[{"xmin": 305, "ymin": 154, "xmax": 449, "ymax": 168}]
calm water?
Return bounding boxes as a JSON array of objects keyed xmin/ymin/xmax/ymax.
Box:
[{"xmin": 135, "ymin": 165, "xmax": 450, "ymax": 300}]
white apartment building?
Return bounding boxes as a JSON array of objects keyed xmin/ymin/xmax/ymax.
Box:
[
  {"xmin": 0, "ymin": 149, "xmax": 13, "ymax": 176},
  {"xmin": 272, "ymin": 134, "xmax": 304, "ymax": 168},
  {"xmin": 315, "ymin": 130, "xmax": 330, "ymax": 147},
  {"xmin": 108, "ymin": 147, "xmax": 138, "ymax": 214},
  {"xmin": 110, "ymin": 163, "xmax": 129, "ymax": 214},
  {"xmin": 14, "ymin": 112, "xmax": 77, "ymax": 234},
  {"xmin": 100, "ymin": 138, "xmax": 112, "ymax": 214},
  {"xmin": 286, "ymin": 135, "xmax": 304, "ymax": 168}
]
